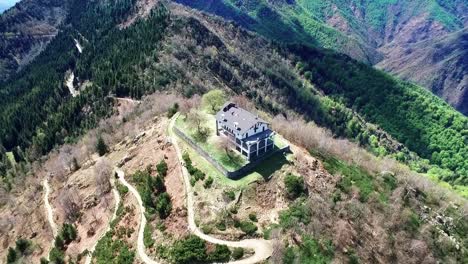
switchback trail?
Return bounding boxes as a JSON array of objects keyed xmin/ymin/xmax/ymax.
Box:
[
  {"xmin": 115, "ymin": 168, "xmax": 160, "ymax": 264},
  {"xmin": 84, "ymin": 177, "xmax": 121, "ymax": 264},
  {"xmin": 169, "ymin": 114, "xmax": 273, "ymax": 264},
  {"xmin": 43, "ymin": 176, "xmax": 57, "ymax": 260},
  {"xmin": 43, "ymin": 177, "xmax": 58, "ymax": 237},
  {"xmin": 109, "ymin": 114, "xmax": 273, "ymax": 264}
]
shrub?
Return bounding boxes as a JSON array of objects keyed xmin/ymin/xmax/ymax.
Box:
[
  {"xmin": 201, "ymin": 225, "xmax": 213, "ymax": 234},
  {"xmin": 154, "ymin": 175, "xmax": 166, "ymax": 193},
  {"xmin": 15, "ymin": 238, "xmax": 31, "ymax": 254},
  {"xmin": 54, "ymin": 235, "xmax": 65, "ymax": 250},
  {"xmin": 283, "ymin": 247, "xmax": 295, "ymax": 264},
  {"xmin": 117, "ymin": 182, "xmax": 129, "ymax": 195},
  {"xmin": 61, "ymin": 223, "xmax": 77, "ymax": 243},
  {"xmin": 40, "ymin": 257, "xmax": 49, "ymax": 264},
  {"xmin": 187, "ymin": 165, "xmax": 197, "ymax": 176},
  {"xmin": 249, "ymin": 213, "xmax": 258, "ymax": 222},
  {"xmin": 229, "ymin": 206, "xmax": 238, "ymax": 214},
  {"xmin": 167, "ymin": 103, "xmax": 179, "ymax": 118},
  {"xmin": 49, "ymin": 247, "xmax": 65, "ymax": 264},
  {"xmin": 182, "ymin": 152, "xmax": 191, "ymax": 165},
  {"xmin": 298, "ymin": 236, "xmax": 334, "ymax": 263},
  {"xmin": 208, "ymin": 244, "xmax": 231, "ymax": 262},
  {"xmin": 232, "ymin": 247, "xmax": 244, "ymax": 260},
  {"xmin": 143, "ymin": 224, "xmax": 155, "ymax": 248},
  {"xmin": 284, "ymin": 173, "xmax": 306, "ymax": 199},
  {"xmin": 405, "ymin": 211, "xmax": 421, "ymax": 234},
  {"xmin": 239, "ymin": 221, "xmax": 258, "ymax": 235},
  {"xmin": 190, "ymin": 177, "xmax": 196, "ymax": 186},
  {"xmin": 216, "ymin": 221, "xmax": 226, "ymax": 231},
  {"xmin": 157, "ymin": 222, "xmax": 166, "ymax": 231},
  {"xmin": 94, "ymin": 232, "xmax": 135, "ymax": 264},
  {"xmin": 382, "ymin": 172, "xmax": 397, "ymax": 190},
  {"xmin": 224, "ymin": 190, "xmax": 236, "ymax": 201},
  {"xmin": 204, "ymin": 176, "xmax": 213, "ymax": 188},
  {"xmin": 6, "ymin": 247, "xmax": 16, "ymax": 263},
  {"xmin": 156, "ymin": 192, "xmax": 172, "ymax": 219},
  {"xmin": 96, "ymin": 136, "xmax": 108, "ymax": 156},
  {"xmin": 194, "ymin": 170, "xmax": 206, "ymax": 181},
  {"xmin": 279, "ymin": 199, "xmax": 311, "ymax": 228},
  {"xmin": 156, "ymin": 159, "xmax": 168, "ymax": 177},
  {"xmin": 170, "ymin": 235, "xmax": 208, "ymax": 264},
  {"xmin": 348, "ymin": 251, "xmax": 360, "ymax": 264}
]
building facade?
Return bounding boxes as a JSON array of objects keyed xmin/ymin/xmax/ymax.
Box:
[{"xmin": 215, "ymin": 102, "xmax": 274, "ymax": 160}]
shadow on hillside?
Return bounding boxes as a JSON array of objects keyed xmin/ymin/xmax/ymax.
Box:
[{"xmin": 251, "ymin": 151, "xmax": 290, "ymax": 181}]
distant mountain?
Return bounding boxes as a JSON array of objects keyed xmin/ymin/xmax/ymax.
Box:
[
  {"xmin": 0, "ymin": 0, "xmax": 71, "ymax": 81},
  {"xmin": 378, "ymin": 27, "xmax": 468, "ymax": 114},
  {"xmin": 0, "ymin": 4, "xmax": 9, "ymax": 13},
  {"xmin": 174, "ymin": 0, "xmax": 468, "ymax": 114},
  {"xmin": 0, "ymin": 0, "xmax": 20, "ymax": 13}
]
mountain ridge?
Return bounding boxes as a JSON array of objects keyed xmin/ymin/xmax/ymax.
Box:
[{"xmin": 173, "ymin": 0, "xmax": 468, "ymax": 114}]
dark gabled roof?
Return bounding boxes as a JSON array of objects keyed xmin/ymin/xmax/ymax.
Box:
[{"xmin": 216, "ymin": 102, "xmax": 268, "ymax": 135}]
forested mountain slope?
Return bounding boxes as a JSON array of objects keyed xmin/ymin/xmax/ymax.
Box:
[
  {"xmin": 378, "ymin": 27, "xmax": 468, "ymax": 114},
  {"xmin": 0, "ymin": 0, "xmax": 466, "ymax": 191},
  {"xmin": 0, "ymin": 0, "xmax": 73, "ymax": 81},
  {"xmin": 173, "ymin": 0, "xmax": 468, "ymax": 114}
]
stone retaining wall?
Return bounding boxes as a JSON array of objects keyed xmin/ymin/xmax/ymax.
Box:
[{"xmin": 174, "ymin": 127, "xmax": 290, "ymax": 179}]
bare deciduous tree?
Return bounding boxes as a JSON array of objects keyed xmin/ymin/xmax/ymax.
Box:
[
  {"xmin": 58, "ymin": 187, "xmax": 81, "ymax": 222},
  {"xmin": 231, "ymin": 95, "xmax": 255, "ymax": 112},
  {"xmin": 217, "ymin": 136, "xmax": 234, "ymax": 160},
  {"xmin": 187, "ymin": 109, "xmax": 208, "ymax": 136},
  {"xmin": 180, "ymin": 95, "xmax": 201, "ymax": 116},
  {"xmin": 94, "ymin": 158, "xmax": 112, "ymax": 196}
]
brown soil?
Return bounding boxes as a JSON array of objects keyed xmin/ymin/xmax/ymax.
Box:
[
  {"xmin": 119, "ymin": 0, "xmax": 160, "ymax": 29},
  {"xmin": 57, "ymin": 161, "xmax": 116, "ymax": 260},
  {"xmin": 0, "ymin": 176, "xmax": 51, "ymax": 262},
  {"xmin": 190, "ymin": 138, "xmax": 336, "ymax": 240}
]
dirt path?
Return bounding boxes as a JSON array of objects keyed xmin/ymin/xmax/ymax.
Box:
[
  {"xmin": 115, "ymin": 168, "xmax": 160, "ymax": 264},
  {"xmin": 84, "ymin": 177, "xmax": 121, "ymax": 264},
  {"xmin": 43, "ymin": 176, "xmax": 58, "ymax": 260},
  {"xmin": 169, "ymin": 114, "xmax": 273, "ymax": 264},
  {"xmin": 108, "ymin": 114, "xmax": 273, "ymax": 264},
  {"xmin": 107, "ymin": 96, "xmax": 142, "ymax": 104}
]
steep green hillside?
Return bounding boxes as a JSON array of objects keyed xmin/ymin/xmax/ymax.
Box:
[
  {"xmin": 0, "ymin": 0, "xmax": 466, "ymax": 189},
  {"xmin": 0, "ymin": 0, "xmax": 73, "ymax": 81},
  {"xmin": 174, "ymin": 0, "xmax": 467, "ymax": 60},
  {"xmin": 174, "ymin": 0, "xmax": 377, "ymax": 63},
  {"xmin": 174, "ymin": 0, "xmax": 468, "ymax": 114},
  {"xmin": 287, "ymin": 45, "xmax": 467, "ymax": 184},
  {"xmin": 377, "ymin": 27, "xmax": 468, "ymax": 114}
]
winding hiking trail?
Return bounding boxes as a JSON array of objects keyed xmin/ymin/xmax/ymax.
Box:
[
  {"xmin": 168, "ymin": 114, "xmax": 273, "ymax": 264},
  {"xmin": 115, "ymin": 168, "xmax": 159, "ymax": 264},
  {"xmin": 113, "ymin": 114, "xmax": 273, "ymax": 264},
  {"xmin": 43, "ymin": 176, "xmax": 57, "ymax": 260},
  {"xmin": 84, "ymin": 177, "xmax": 121, "ymax": 264},
  {"xmin": 43, "ymin": 163, "xmax": 121, "ymax": 263},
  {"xmin": 39, "ymin": 115, "xmax": 272, "ymax": 264},
  {"xmin": 43, "ymin": 177, "xmax": 58, "ymax": 237}
]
